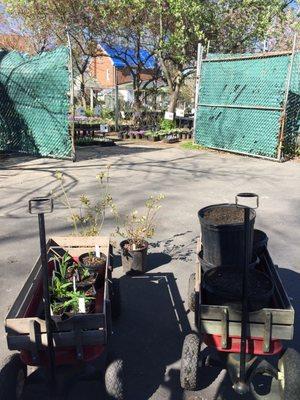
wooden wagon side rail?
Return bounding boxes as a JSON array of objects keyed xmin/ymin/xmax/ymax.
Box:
[
  {"xmin": 196, "ymin": 238, "xmax": 295, "ymax": 350},
  {"xmin": 7, "ymin": 330, "xmax": 106, "ymax": 351}
]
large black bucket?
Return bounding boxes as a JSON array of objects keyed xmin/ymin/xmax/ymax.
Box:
[
  {"xmin": 203, "ymin": 266, "xmax": 274, "ymax": 312},
  {"xmin": 198, "ymin": 203, "xmax": 256, "ymax": 267}
]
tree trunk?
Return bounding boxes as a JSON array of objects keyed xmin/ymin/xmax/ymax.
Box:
[
  {"xmin": 133, "ymin": 82, "xmax": 143, "ymax": 127},
  {"xmin": 167, "ymin": 81, "xmax": 181, "ymax": 114},
  {"xmin": 80, "ymin": 78, "xmax": 86, "ymax": 109}
]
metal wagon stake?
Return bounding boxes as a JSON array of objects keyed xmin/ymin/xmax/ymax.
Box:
[
  {"xmin": 234, "ymin": 192, "xmax": 259, "ymax": 394},
  {"xmin": 29, "ymin": 197, "xmax": 56, "ymax": 390}
]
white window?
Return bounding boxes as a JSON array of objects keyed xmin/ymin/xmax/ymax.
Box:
[{"xmin": 106, "ymin": 69, "xmax": 110, "ymax": 81}]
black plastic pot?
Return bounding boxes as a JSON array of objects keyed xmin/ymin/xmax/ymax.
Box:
[
  {"xmin": 203, "ymin": 266, "xmax": 274, "ymax": 312},
  {"xmin": 120, "ymin": 240, "xmax": 148, "ymax": 274},
  {"xmin": 198, "ymin": 203, "xmax": 256, "ymax": 267},
  {"xmin": 76, "ymin": 275, "xmax": 97, "ymax": 293},
  {"xmin": 79, "ymin": 252, "xmax": 107, "ymax": 280},
  {"xmin": 198, "ymin": 250, "xmax": 259, "ymax": 273},
  {"xmin": 253, "ymin": 229, "xmax": 268, "ymax": 255}
]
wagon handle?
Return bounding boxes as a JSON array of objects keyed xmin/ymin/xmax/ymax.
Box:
[
  {"xmin": 28, "ymin": 197, "xmax": 56, "ymax": 389},
  {"xmin": 235, "ymin": 193, "xmax": 259, "ymax": 209}
]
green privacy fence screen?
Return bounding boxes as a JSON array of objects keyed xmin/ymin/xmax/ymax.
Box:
[
  {"xmin": 0, "ymin": 47, "xmax": 71, "ymax": 159},
  {"xmin": 195, "ymin": 51, "xmax": 300, "ymax": 160}
]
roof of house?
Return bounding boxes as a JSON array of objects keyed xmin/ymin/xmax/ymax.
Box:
[{"xmin": 101, "ymin": 43, "xmax": 156, "ymax": 69}]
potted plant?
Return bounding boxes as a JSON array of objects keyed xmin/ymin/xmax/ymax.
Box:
[
  {"xmin": 50, "ymin": 272, "xmax": 96, "ymax": 318},
  {"xmin": 63, "ymin": 290, "xmax": 95, "ymax": 315},
  {"xmin": 50, "ymin": 275, "xmax": 72, "ymax": 317},
  {"xmin": 79, "ymin": 250, "xmax": 107, "ymax": 280},
  {"xmin": 76, "ymin": 264, "xmax": 98, "ymax": 294},
  {"xmin": 50, "ymin": 251, "xmax": 102, "ymax": 317},
  {"xmin": 54, "ymin": 167, "xmax": 115, "ymax": 268},
  {"xmin": 116, "ymin": 194, "xmax": 165, "ymax": 274}
]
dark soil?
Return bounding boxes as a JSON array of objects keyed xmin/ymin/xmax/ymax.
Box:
[
  {"xmin": 82, "ymin": 255, "xmax": 106, "ymax": 268},
  {"xmin": 204, "ymin": 206, "xmax": 245, "ymax": 225},
  {"xmin": 204, "ymin": 268, "xmax": 273, "ymax": 298}
]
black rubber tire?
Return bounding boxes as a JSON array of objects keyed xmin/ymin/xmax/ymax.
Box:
[
  {"xmin": 180, "ymin": 333, "xmax": 200, "ymax": 390},
  {"xmin": 110, "ymin": 279, "xmax": 121, "ymax": 319},
  {"xmin": 0, "ymin": 353, "xmax": 27, "ymax": 400},
  {"xmin": 278, "ymin": 348, "xmax": 300, "ymax": 400},
  {"xmin": 105, "ymin": 358, "xmax": 125, "ymax": 400},
  {"xmin": 188, "ymin": 273, "xmax": 196, "ymax": 312}
]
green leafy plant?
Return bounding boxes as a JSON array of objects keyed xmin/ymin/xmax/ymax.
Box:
[
  {"xmin": 85, "ymin": 107, "xmax": 94, "ymax": 117},
  {"xmin": 63, "ymin": 290, "xmax": 94, "ymax": 314},
  {"xmin": 53, "ymin": 166, "xmax": 115, "ymax": 236},
  {"xmin": 50, "ymin": 276, "xmax": 72, "ymax": 300},
  {"xmin": 51, "ymin": 301, "xmax": 67, "ymax": 316},
  {"xmin": 101, "ymin": 108, "xmax": 114, "ymax": 119},
  {"xmin": 160, "ymin": 119, "xmax": 176, "ymax": 131},
  {"xmin": 79, "ymin": 265, "xmax": 91, "ymax": 280},
  {"xmin": 51, "ymin": 253, "xmax": 73, "ymax": 280},
  {"xmin": 116, "ymin": 194, "xmax": 165, "ymax": 249}
]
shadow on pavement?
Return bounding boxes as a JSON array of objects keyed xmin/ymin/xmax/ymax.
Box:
[
  {"xmin": 111, "ymin": 272, "xmax": 190, "ymax": 400},
  {"xmin": 75, "ymin": 143, "xmax": 164, "ymax": 162}
]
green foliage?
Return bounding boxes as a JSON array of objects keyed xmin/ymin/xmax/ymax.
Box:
[
  {"xmin": 85, "ymin": 107, "xmax": 94, "ymax": 117},
  {"xmin": 210, "ymin": 0, "xmax": 289, "ymax": 53},
  {"xmin": 49, "ymin": 253, "xmax": 94, "ymax": 315},
  {"xmin": 51, "ymin": 253, "xmax": 72, "ymax": 280},
  {"xmin": 50, "ymin": 276, "xmax": 72, "ymax": 300},
  {"xmin": 160, "ymin": 119, "xmax": 176, "ymax": 131},
  {"xmin": 76, "ymin": 136, "xmax": 94, "ymax": 146},
  {"xmin": 51, "ymin": 301, "xmax": 67, "ymax": 316},
  {"xmin": 63, "ymin": 290, "xmax": 94, "ymax": 314},
  {"xmin": 101, "ymin": 108, "xmax": 114, "ymax": 119},
  {"xmin": 180, "ymin": 140, "xmax": 205, "ymax": 151},
  {"xmin": 4, "ymin": 0, "xmax": 291, "ymax": 125}
]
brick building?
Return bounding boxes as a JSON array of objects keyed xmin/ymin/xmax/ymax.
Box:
[{"xmin": 89, "ymin": 44, "xmax": 156, "ymax": 89}]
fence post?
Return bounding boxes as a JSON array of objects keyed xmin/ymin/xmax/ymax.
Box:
[
  {"xmin": 193, "ymin": 43, "xmax": 203, "ymax": 144},
  {"xmin": 66, "ymin": 29, "xmax": 76, "ymax": 162},
  {"xmin": 277, "ymin": 34, "xmax": 297, "ymax": 161}
]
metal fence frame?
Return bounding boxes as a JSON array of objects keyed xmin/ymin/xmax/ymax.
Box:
[{"xmin": 194, "ymin": 39, "xmax": 298, "ymax": 161}]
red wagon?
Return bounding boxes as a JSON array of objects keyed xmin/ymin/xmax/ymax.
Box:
[
  {"xmin": 1, "ymin": 197, "xmax": 124, "ymax": 400},
  {"xmin": 181, "ymin": 237, "xmax": 299, "ymax": 399}
]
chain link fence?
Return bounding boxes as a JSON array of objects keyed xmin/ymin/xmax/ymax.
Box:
[
  {"xmin": 195, "ymin": 51, "xmax": 300, "ymax": 160},
  {"xmin": 0, "ymin": 47, "xmax": 71, "ymax": 159}
]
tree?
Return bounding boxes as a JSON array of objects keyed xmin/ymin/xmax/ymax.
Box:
[
  {"xmin": 151, "ymin": 0, "xmax": 207, "ymax": 114},
  {"xmin": 209, "ymin": 0, "xmax": 295, "ymax": 53},
  {"xmin": 0, "ymin": 6, "xmax": 47, "ymax": 53},
  {"xmin": 3, "ymin": 0, "xmax": 99, "ymax": 107},
  {"xmin": 90, "ymin": 0, "xmax": 160, "ymax": 121},
  {"xmin": 265, "ymin": 7, "xmax": 300, "ymax": 51},
  {"xmin": 150, "ymin": 0, "xmax": 292, "ymax": 114}
]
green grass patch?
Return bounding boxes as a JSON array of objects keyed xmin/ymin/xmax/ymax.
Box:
[{"xmin": 180, "ymin": 140, "xmax": 205, "ymax": 151}]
